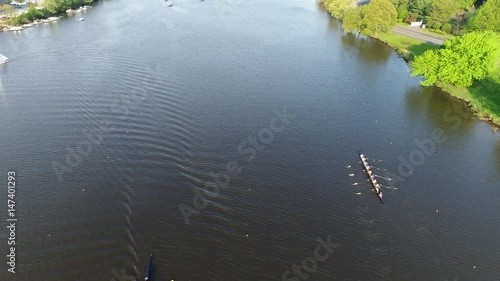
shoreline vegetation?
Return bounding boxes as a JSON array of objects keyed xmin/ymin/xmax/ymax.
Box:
[
  {"xmin": 0, "ymin": 0, "xmax": 96, "ymax": 31},
  {"xmin": 320, "ymin": 0, "xmax": 500, "ymax": 127}
]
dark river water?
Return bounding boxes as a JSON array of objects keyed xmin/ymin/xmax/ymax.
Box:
[{"xmin": 1, "ymin": 0, "xmax": 500, "ymax": 280}]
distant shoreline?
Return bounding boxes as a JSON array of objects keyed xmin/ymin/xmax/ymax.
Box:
[
  {"xmin": 320, "ymin": 3, "xmax": 500, "ymax": 128},
  {"xmin": 0, "ymin": 1, "xmax": 96, "ymax": 32}
]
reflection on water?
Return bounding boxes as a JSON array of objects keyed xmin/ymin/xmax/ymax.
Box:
[
  {"xmin": 327, "ymin": 15, "xmax": 342, "ymax": 30},
  {"xmin": 404, "ymin": 85, "xmax": 475, "ymax": 136},
  {"xmin": 340, "ymin": 32, "xmax": 392, "ymax": 64},
  {"xmin": 0, "ymin": 0, "xmax": 499, "ymax": 280}
]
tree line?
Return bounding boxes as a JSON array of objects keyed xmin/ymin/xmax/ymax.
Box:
[
  {"xmin": 322, "ymin": 0, "xmax": 500, "ymax": 89},
  {"xmin": 322, "ymin": 0, "xmax": 500, "ymax": 35},
  {"xmin": 1, "ymin": 0, "xmax": 95, "ymax": 26}
]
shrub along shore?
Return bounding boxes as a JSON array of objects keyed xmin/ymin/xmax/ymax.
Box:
[
  {"xmin": 1, "ymin": 0, "xmax": 96, "ymax": 29},
  {"xmin": 320, "ymin": 0, "xmax": 500, "ymax": 127}
]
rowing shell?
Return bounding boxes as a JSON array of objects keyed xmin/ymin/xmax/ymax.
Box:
[
  {"xmin": 145, "ymin": 254, "xmax": 153, "ymax": 281},
  {"xmin": 357, "ymin": 150, "xmax": 384, "ymax": 204}
]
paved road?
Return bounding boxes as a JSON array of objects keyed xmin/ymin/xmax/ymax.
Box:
[{"xmin": 392, "ymin": 26, "xmax": 446, "ymax": 45}]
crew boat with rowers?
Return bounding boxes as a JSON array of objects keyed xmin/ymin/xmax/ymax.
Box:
[{"xmin": 357, "ymin": 150, "xmax": 384, "ymax": 204}]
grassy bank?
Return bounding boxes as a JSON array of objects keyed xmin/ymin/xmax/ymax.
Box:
[
  {"xmin": 369, "ymin": 30, "xmax": 500, "ymax": 127},
  {"xmin": 372, "ymin": 32, "xmax": 441, "ymax": 60},
  {"xmin": 436, "ymin": 68, "xmax": 500, "ymax": 125}
]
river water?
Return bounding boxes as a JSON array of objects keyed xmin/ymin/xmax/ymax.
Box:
[{"xmin": 0, "ymin": 0, "xmax": 499, "ymax": 280}]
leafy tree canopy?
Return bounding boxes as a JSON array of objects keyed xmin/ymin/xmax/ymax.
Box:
[
  {"xmin": 322, "ymin": 0, "xmax": 353, "ymax": 19},
  {"xmin": 360, "ymin": 0, "xmax": 398, "ymax": 35},
  {"xmin": 342, "ymin": 7, "xmax": 363, "ymax": 33},
  {"xmin": 467, "ymin": 0, "xmax": 500, "ymax": 32},
  {"xmin": 411, "ymin": 31, "xmax": 500, "ymax": 87},
  {"xmin": 429, "ymin": 0, "xmax": 459, "ymax": 23}
]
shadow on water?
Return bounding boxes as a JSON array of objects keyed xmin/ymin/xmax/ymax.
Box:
[
  {"xmin": 404, "ymin": 85, "xmax": 475, "ymax": 134},
  {"xmin": 316, "ymin": 0, "xmax": 327, "ymax": 12},
  {"xmin": 340, "ymin": 32, "xmax": 392, "ymax": 64},
  {"xmin": 150, "ymin": 264, "xmax": 157, "ymax": 281},
  {"xmin": 327, "ymin": 15, "xmax": 342, "ymax": 30}
]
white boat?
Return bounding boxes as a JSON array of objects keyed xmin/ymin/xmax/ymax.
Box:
[
  {"xmin": 0, "ymin": 54, "xmax": 9, "ymax": 65},
  {"xmin": 78, "ymin": 18, "xmax": 85, "ymax": 21}
]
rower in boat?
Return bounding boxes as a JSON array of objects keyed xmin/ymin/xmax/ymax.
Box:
[
  {"xmin": 145, "ymin": 254, "xmax": 153, "ymax": 281},
  {"xmin": 357, "ymin": 150, "xmax": 384, "ymax": 204}
]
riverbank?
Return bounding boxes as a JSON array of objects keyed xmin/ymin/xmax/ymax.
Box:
[
  {"xmin": 372, "ymin": 30, "xmax": 500, "ymax": 127},
  {"xmin": 320, "ymin": 2, "xmax": 500, "ymax": 127},
  {"xmin": 0, "ymin": 0, "xmax": 94, "ymax": 31}
]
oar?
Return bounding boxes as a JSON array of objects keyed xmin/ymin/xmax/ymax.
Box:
[
  {"xmin": 374, "ymin": 175, "xmax": 392, "ymax": 181},
  {"xmin": 379, "ymin": 184, "xmax": 399, "ymax": 190},
  {"xmin": 368, "ymin": 166, "xmax": 388, "ymax": 171},
  {"xmin": 365, "ymin": 158, "xmax": 383, "ymax": 162}
]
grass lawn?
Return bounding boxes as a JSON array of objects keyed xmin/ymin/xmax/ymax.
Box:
[
  {"xmin": 373, "ymin": 31, "xmax": 441, "ymax": 57},
  {"xmin": 437, "ymin": 68, "xmax": 500, "ymax": 125},
  {"xmin": 373, "ymin": 30, "xmax": 500, "ymax": 126}
]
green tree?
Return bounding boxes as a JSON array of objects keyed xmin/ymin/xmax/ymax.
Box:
[
  {"xmin": 467, "ymin": 0, "xmax": 500, "ymax": 32},
  {"xmin": 322, "ymin": 0, "xmax": 353, "ymax": 19},
  {"xmin": 0, "ymin": 4, "xmax": 16, "ymax": 18},
  {"xmin": 429, "ymin": 0, "xmax": 459, "ymax": 23},
  {"xmin": 441, "ymin": 23, "xmax": 452, "ymax": 33},
  {"xmin": 391, "ymin": 0, "xmax": 409, "ymax": 21},
  {"xmin": 408, "ymin": 0, "xmax": 434, "ymax": 21},
  {"xmin": 432, "ymin": 22, "xmax": 442, "ymax": 29},
  {"xmin": 455, "ymin": 0, "xmax": 475, "ymax": 9},
  {"xmin": 410, "ymin": 50, "xmax": 440, "ymax": 86},
  {"xmin": 342, "ymin": 7, "xmax": 363, "ymax": 33},
  {"xmin": 411, "ymin": 31, "xmax": 500, "ymax": 87},
  {"xmin": 360, "ymin": 0, "xmax": 397, "ymax": 35}
]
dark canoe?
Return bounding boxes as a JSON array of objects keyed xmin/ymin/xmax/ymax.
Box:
[{"xmin": 145, "ymin": 254, "xmax": 153, "ymax": 281}]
